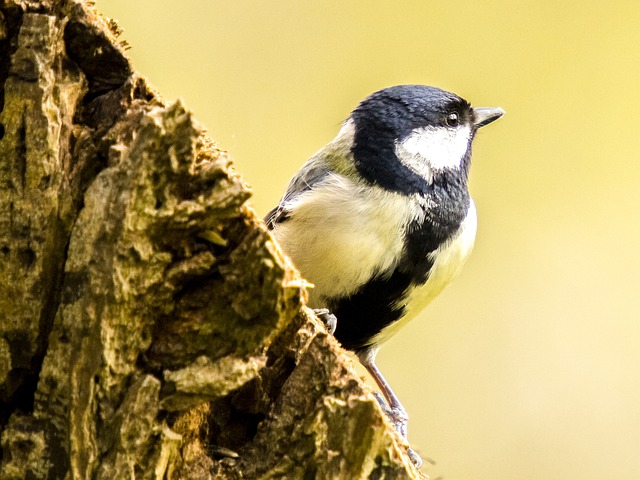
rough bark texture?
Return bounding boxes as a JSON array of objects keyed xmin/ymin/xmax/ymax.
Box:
[{"xmin": 0, "ymin": 1, "xmax": 421, "ymax": 479}]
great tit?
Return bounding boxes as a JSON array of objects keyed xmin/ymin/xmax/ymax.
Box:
[{"xmin": 265, "ymin": 84, "xmax": 504, "ymax": 466}]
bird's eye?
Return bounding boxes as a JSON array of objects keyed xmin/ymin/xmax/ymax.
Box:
[{"xmin": 445, "ymin": 112, "xmax": 459, "ymax": 127}]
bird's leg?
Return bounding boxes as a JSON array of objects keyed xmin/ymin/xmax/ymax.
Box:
[
  {"xmin": 361, "ymin": 356, "xmax": 423, "ymax": 468},
  {"xmin": 313, "ymin": 308, "xmax": 337, "ymax": 334},
  {"xmin": 364, "ymin": 360, "xmax": 409, "ymax": 438},
  {"xmin": 372, "ymin": 391, "xmax": 394, "ymax": 418}
]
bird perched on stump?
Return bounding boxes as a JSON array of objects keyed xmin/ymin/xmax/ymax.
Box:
[{"xmin": 265, "ymin": 84, "xmax": 504, "ymax": 467}]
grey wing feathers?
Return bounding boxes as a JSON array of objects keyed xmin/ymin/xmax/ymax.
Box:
[
  {"xmin": 264, "ymin": 206, "xmax": 283, "ymax": 230},
  {"xmin": 264, "ymin": 155, "xmax": 331, "ymax": 230}
]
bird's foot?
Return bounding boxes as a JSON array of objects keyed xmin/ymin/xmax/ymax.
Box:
[
  {"xmin": 385, "ymin": 403, "xmax": 409, "ymax": 439},
  {"xmin": 313, "ymin": 308, "xmax": 337, "ymax": 334},
  {"xmin": 407, "ymin": 447, "xmax": 423, "ymax": 469},
  {"xmin": 372, "ymin": 392, "xmax": 423, "ymax": 468}
]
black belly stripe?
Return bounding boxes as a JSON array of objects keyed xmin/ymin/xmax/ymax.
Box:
[{"xmin": 328, "ymin": 264, "xmax": 431, "ymax": 353}]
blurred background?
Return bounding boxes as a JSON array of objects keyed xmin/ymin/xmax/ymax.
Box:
[{"xmin": 95, "ymin": 1, "xmax": 640, "ymax": 478}]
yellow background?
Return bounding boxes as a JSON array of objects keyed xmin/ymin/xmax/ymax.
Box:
[{"xmin": 95, "ymin": 1, "xmax": 640, "ymax": 478}]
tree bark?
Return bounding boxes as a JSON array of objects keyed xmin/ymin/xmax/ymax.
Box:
[{"xmin": 0, "ymin": 1, "xmax": 420, "ymax": 478}]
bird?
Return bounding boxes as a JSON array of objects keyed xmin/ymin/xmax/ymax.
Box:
[{"xmin": 265, "ymin": 84, "xmax": 503, "ymax": 466}]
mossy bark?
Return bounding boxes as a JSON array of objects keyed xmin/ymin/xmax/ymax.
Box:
[{"xmin": 0, "ymin": 1, "xmax": 420, "ymax": 478}]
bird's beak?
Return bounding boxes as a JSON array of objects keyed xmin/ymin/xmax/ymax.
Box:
[{"xmin": 473, "ymin": 107, "xmax": 505, "ymax": 128}]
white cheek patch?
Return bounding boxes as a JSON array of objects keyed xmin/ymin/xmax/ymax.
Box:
[{"xmin": 396, "ymin": 125, "xmax": 472, "ymax": 174}]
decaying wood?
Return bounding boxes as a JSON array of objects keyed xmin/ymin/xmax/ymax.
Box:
[{"xmin": 0, "ymin": 1, "xmax": 421, "ymax": 478}]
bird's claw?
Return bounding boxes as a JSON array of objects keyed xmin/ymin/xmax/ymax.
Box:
[
  {"xmin": 407, "ymin": 447, "xmax": 423, "ymax": 469},
  {"xmin": 313, "ymin": 308, "xmax": 337, "ymax": 334}
]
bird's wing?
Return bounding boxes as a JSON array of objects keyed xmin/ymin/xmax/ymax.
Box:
[{"xmin": 264, "ymin": 154, "xmax": 331, "ymax": 229}]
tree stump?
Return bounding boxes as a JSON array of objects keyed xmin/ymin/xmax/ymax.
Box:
[{"xmin": 0, "ymin": 1, "xmax": 420, "ymax": 478}]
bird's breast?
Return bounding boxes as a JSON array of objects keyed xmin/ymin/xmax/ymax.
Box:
[
  {"xmin": 370, "ymin": 199, "xmax": 478, "ymax": 346},
  {"xmin": 271, "ymin": 174, "xmax": 420, "ymax": 306}
]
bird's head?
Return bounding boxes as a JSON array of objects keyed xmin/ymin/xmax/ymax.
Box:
[{"xmin": 347, "ymin": 85, "xmax": 503, "ymax": 193}]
